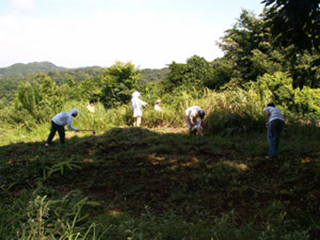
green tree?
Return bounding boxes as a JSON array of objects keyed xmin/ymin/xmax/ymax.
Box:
[
  {"xmin": 218, "ymin": 9, "xmax": 284, "ymax": 83},
  {"xmin": 162, "ymin": 61, "xmax": 186, "ymax": 91},
  {"xmin": 290, "ymin": 51, "xmax": 320, "ymax": 89},
  {"xmin": 256, "ymin": 72, "xmax": 294, "ymax": 109},
  {"xmin": 15, "ymin": 82, "xmax": 36, "ymax": 115},
  {"xmin": 163, "ymin": 56, "xmax": 213, "ymax": 91},
  {"xmin": 37, "ymin": 74, "xmax": 59, "ymax": 98},
  {"xmin": 101, "ymin": 62, "xmax": 140, "ymax": 108},
  {"xmin": 77, "ymin": 77, "xmax": 104, "ymax": 101},
  {"xmin": 293, "ymin": 87, "xmax": 320, "ymax": 118},
  {"xmin": 263, "ymin": 0, "xmax": 320, "ymax": 52},
  {"xmin": 183, "ymin": 55, "xmax": 213, "ymax": 89},
  {"xmin": 206, "ymin": 57, "xmax": 233, "ymax": 89}
]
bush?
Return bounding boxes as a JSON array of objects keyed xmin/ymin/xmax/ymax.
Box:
[{"xmin": 204, "ymin": 87, "xmax": 265, "ymax": 136}]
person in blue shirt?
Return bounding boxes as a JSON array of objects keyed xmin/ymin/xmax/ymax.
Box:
[{"xmin": 263, "ymin": 103, "xmax": 285, "ymax": 158}]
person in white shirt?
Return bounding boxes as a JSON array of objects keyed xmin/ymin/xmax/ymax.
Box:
[
  {"xmin": 87, "ymin": 100, "xmax": 95, "ymax": 113},
  {"xmin": 131, "ymin": 91, "xmax": 148, "ymax": 127},
  {"xmin": 45, "ymin": 109, "xmax": 79, "ymax": 146},
  {"xmin": 154, "ymin": 99, "xmax": 162, "ymax": 112},
  {"xmin": 263, "ymin": 103, "xmax": 285, "ymax": 158},
  {"xmin": 185, "ymin": 106, "xmax": 205, "ymax": 136}
]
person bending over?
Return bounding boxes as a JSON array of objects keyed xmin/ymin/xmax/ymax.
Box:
[
  {"xmin": 185, "ymin": 106, "xmax": 205, "ymax": 136},
  {"xmin": 263, "ymin": 103, "xmax": 284, "ymax": 158},
  {"xmin": 45, "ymin": 109, "xmax": 79, "ymax": 146}
]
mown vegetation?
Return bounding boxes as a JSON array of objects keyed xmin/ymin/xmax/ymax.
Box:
[
  {"xmin": 1, "ymin": 126, "xmax": 320, "ymax": 239},
  {"xmin": 1, "ymin": 2, "xmax": 320, "ymax": 239}
]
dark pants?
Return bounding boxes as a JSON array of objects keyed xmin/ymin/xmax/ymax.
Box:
[
  {"xmin": 46, "ymin": 121, "xmax": 65, "ymax": 144},
  {"xmin": 267, "ymin": 119, "xmax": 284, "ymax": 157}
]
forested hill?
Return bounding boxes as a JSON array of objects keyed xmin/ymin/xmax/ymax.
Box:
[
  {"xmin": 140, "ymin": 68, "xmax": 170, "ymax": 83},
  {"xmin": 0, "ymin": 61, "xmax": 67, "ymax": 79},
  {"xmin": 0, "ymin": 61, "xmax": 169, "ymax": 106},
  {"xmin": 0, "ymin": 61, "xmax": 169, "ymax": 83}
]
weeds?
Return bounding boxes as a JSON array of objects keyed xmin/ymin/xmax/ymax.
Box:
[
  {"xmin": 1, "ymin": 191, "xmax": 105, "ymax": 240},
  {"xmin": 1, "ymin": 87, "xmax": 320, "ymax": 239},
  {"xmin": 43, "ymin": 158, "xmax": 82, "ymax": 181}
]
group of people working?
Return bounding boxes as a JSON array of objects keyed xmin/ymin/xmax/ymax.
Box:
[{"xmin": 44, "ymin": 91, "xmax": 285, "ymax": 159}]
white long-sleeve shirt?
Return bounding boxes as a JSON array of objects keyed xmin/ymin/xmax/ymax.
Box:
[
  {"xmin": 154, "ymin": 104, "xmax": 161, "ymax": 112},
  {"xmin": 131, "ymin": 97, "xmax": 147, "ymax": 117},
  {"xmin": 52, "ymin": 112, "xmax": 78, "ymax": 131}
]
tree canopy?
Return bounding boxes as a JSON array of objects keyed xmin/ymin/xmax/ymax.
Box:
[{"xmin": 263, "ymin": 0, "xmax": 320, "ymax": 52}]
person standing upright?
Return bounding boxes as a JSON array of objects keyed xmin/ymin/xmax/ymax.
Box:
[
  {"xmin": 131, "ymin": 91, "xmax": 148, "ymax": 127},
  {"xmin": 263, "ymin": 103, "xmax": 285, "ymax": 158}
]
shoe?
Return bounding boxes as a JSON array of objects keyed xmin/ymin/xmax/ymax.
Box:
[{"xmin": 45, "ymin": 143, "xmax": 49, "ymax": 147}]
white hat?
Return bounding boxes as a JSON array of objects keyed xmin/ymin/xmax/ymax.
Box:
[
  {"xmin": 132, "ymin": 91, "xmax": 140, "ymax": 98},
  {"xmin": 70, "ymin": 109, "xmax": 79, "ymax": 115},
  {"xmin": 156, "ymin": 99, "xmax": 161, "ymax": 103}
]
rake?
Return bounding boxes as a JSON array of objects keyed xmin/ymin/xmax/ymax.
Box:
[{"xmin": 66, "ymin": 129, "xmax": 96, "ymax": 134}]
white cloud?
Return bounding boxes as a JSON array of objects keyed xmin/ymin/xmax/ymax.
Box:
[
  {"xmin": 0, "ymin": 10, "xmax": 224, "ymax": 68},
  {"xmin": 9, "ymin": 0, "xmax": 35, "ymax": 16}
]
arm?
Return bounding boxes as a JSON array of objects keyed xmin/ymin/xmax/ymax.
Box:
[
  {"xmin": 67, "ymin": 117, "xmax": 78, "ymax": 131},
  {"xmin": 189, "ymin": 109, "xmax": 197, "ymax": 125},
  {"xmin": 264, "ymin": 110, "xmax": 270, "ymax": 125},
  {"xmin": 141, "ymin": 100, "xmax": 149, "ymax": 107}
]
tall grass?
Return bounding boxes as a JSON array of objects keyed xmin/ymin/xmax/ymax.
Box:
[
  {"xmin": 0, "ymin": 191, "xmax": 105, "ymax": 240},
  {"xmin": 2, "ymin": 82, "xmax": 320, "ymax": 145},
  {"xmin": 203, "ymin": 87, "xmax": 267, "ymax": 136}
]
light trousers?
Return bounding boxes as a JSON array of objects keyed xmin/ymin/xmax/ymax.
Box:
[{"xmin": 133, "ymin": 116, "xmax": 142, "ymax": 127}]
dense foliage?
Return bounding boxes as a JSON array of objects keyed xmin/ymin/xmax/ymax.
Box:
[
  {"xmin": 263, "ymin": 0, "xmax": 320, "ymax": 52},
  {"xmin": 1, "ymin": 5, "xmax": 320, "ymax": 239}
]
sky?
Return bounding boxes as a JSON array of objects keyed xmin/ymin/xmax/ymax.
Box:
[{"xmin": 0, "ymin": 0, "xmax": 264, "ymax": 69}]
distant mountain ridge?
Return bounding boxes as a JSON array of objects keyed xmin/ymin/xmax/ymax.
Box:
[
  {"xmin": 0, "ymin": 61, "xmax": 169, "ymax": 82},
  {"xmin": 0, "ymin": 61, "xmax": 67, "ymax": 79},
  {"xmin": 0, "ymin": 61, "xmax": 169, "ymax": 105}
]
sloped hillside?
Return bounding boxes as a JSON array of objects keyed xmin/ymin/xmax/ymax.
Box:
[
  {"xmin": 0, "ymin": 61, "xmax": 66, "ymax": 79},
  {"xmin": 0, "ymin": 127, "xmax": 320, "ymax": 239}
]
